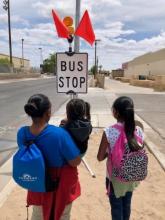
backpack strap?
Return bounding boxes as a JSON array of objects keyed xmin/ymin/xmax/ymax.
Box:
[
  {"xmin": 111, "ymin": 124, "xmax": 126, "ymax": 168},
  {"xmin": 111, "ymin": 124, "xmax": 144, "ymax": 168},
  {"xmin": 106, "ymin": 124, "xmax": 125, "ymax": 182},
  {"xmin": 22, "ymin": 126, "xmax": 36, "ymax": 147}
]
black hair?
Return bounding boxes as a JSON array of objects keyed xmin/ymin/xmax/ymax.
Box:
[
  {"xmin": 24, "ymin": 94, "xmax": 51, "ymax": 118},
  {"xmin": 66, "ymin": 99, "xmax": 86, "ymax": 121},
  {"xmin": 112, "ymin": 96, "xmax": 142, "ymax": 151}
]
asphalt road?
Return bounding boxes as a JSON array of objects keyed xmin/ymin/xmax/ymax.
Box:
[
  {"xmin": 0, "ymin": 77, "xmax": 68, "ymax": 127},
  {"xmin": 0, "ymin": 77, "xmax": 68, "ymax": 165}
]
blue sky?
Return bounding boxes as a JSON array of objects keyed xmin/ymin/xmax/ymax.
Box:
[{"xmin": 0, "ymin": 0, "xmax": 165, "ymax": 70}]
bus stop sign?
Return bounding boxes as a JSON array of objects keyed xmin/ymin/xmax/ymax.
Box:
[{"xmin": 56, "ymin": 52, "xmax": 88, "ymax": 93}]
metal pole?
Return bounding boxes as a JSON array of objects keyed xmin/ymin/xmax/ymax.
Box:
[
  {"xmin": 74, "ymin": 0, "xmax": 81, "ymax": 53},
  {"xmin": 72, "ymin": 0, "xmax": 81, "ymax": 99},
  {"xmin": 38, "ymin": 48, "xmax": 44, "ymax": 74},
  {"xmin": 3, "ymin": 0, "xmax": 13, "ymax": 67},
  {"xmin": 94, "ymin": 39, "xmax": 101, "ymax": 78},
  {"xmin": 8, "ymin": 0, "xmax": 13, "ymax": 66},
  {"xmin": 94, "ymin": 41, "xmax": 97, "ymax": 78},
  {"xmin": 39, "ymin": 48, "xmax": 43, "ymax": 65},
  {"xmin": 96, "ymin": 56, "xmax": 99, "ymax": 74},
  {"xmin": 22, "ymin": 38, "xmax": 24, "ymax": 67}
]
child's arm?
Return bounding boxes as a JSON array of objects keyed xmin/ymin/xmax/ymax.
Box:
[{"xmin": 97, "ymin": 131, "xmax": 109, "ymax": 161}]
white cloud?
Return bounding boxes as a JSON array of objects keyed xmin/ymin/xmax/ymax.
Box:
[
  {"xmin": 96, "ymin": 22, "xmax": 135, "ymax": 39},
  {"xmin": 0, "ymin": 14, "xmax": 29, "ymax": 26},
  {"xmin": 0, "ymin": 14, "xmax": 7, "ymax": 23},
  {"xmin": 0, "ymin": 0, "xmax": 165, "ymax": 69},
  {"xmin": 32, "ymin": 1, "xmax": 75, "ymax": 18}
]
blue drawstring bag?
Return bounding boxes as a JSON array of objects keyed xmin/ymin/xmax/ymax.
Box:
[{"xmin": 13, "ymin": 141, "xmax": 59, "ymax": 192}]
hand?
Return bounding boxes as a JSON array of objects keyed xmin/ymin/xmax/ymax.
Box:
[{"xmin": 60, "ymin": 118, "xmax": 68, "ymax": 126}]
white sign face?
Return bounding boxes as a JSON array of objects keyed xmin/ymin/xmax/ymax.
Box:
[{"xmin": 56, "ymin": 53, "xmax": 88, "ymax": 93}]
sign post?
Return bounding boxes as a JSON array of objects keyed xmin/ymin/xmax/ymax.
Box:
[{"xmin": 56, "ymin": 52, "xmax": 88, "ymax": 94}]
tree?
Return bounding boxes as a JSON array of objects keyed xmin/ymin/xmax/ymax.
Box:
[
  {"xmin": 0, "ymin": 58, "xmax": 10, "ymax": 65},
  {"xmin": 43, "ymin": 53, "xmax": 56, "ymax": 74},
  {"xmin": 90, "ymin": 65, "xmax": 96, "ymax": 75}
]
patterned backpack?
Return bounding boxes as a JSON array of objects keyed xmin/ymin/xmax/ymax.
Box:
[{"xmin": 107, "ymin": 124, "xmax": 148, "ymax": 182}]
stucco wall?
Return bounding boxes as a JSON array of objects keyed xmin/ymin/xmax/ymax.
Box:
[
  {"xmin": 125, "ymin": 59, "xmax": 165, "ymax": 78},
  {"xmin": 124, "ymin": 49, "xmax": 165, "ymax": 78},
  {"xmin": 0, "ymin": 54, "xmax": 30, "ymax": 69}
]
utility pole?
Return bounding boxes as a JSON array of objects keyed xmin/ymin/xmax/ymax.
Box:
[
  {"xmin": 94, "ymin": 39, "xmax": 101, "ymax": 78},
  {"xmin": 74, "ymin": 0, "xmax": 81, "ymax": 53},
  {"xmin": 38, "ymin": 48, "xmax": 43, "ymax": 65},
  {"xmin": 38, "ymin": 48, "xmax": 43, "ymax": 74},
  {"xmin": 3, "ymin": 0, "xmax": 13, "ymax": 67},
  {"xmin": 97, "ymin": 56, "xmax": 99, "ymax": 73},
  {"xmin": 21, "ymin": 38, "xmax": 24, "ymax": 67},
  {"xmin": 71, "ymin": 0, "xmax": 81, "ymax": 99}
]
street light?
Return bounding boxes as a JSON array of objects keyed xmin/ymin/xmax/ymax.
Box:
[
  {"xmin": 3, "ymin": 0, "xmax": 13, "ymax": 67},
  {"xmin": 38, "ymin": 48, "xmax": 43, "ymax": 65},
  {"xmin": 21, "ymin": 38, "xmax": 24, "ymax": 67},
  {"xmin": 94, "ymin": 39, "xmax": 101, "ymax": 78},
  {"xmin": 38, "ymin": 48, "xmax": 43, "ymax": 74}
]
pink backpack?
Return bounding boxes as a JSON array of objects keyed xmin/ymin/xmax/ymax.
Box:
[{"xmin": 107, "ymin": 124, "xmax": 148, "ymax": 182}]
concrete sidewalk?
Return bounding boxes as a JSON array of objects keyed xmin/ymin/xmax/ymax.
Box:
[{"xmin": 0, "ymin": 80, "xmax": 165, "ymax": 219}]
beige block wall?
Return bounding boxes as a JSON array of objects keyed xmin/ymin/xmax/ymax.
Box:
[
  {"xmin": 155, "ymin": 75, "xmax": 165, "ymax": 84},
  {"xmin": 154, "ymin": 75, "xmax": 165, "ymax": 91},
  {"xmin": 0, "ymin": 54, "xmax": 30, "ymax": 69},
  {"xmin": 124, "ymin": 59, "xmax": 165, "ymax": 78}
]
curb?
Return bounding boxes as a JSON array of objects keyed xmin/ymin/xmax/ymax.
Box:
[
  {"xmin": 135, "ymin": 114, "xmax": 165, "ymax": 171},
  {"xmin": 0, "ymin": 179, "xmax": 16, "ymax": 208},
  {"xmin": 0, "ymin": 157, "xmax": 16, "ymax": 208},
  {"xmin": 144, "ymin": 138, "xmax": 165, "ymax": 171}
]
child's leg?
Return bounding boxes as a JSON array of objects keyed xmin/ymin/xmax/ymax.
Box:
[
  {"xmin": 109, "ymin": 193, "xmax": 123, "ymax": 220},
  {"xmin": 122, "ymin": 192, "xmax": 133, "ymax": 220},
  {"xmin": 31, "ymin": 206, "xmax": 43, "ymax": 220},
  {"xmin": 60, "ymin": 203, "xmax": 72, "ymax": 220},
  {"xmin": 109, "ymin": 182, "xmax": 123, "ymax": 220}
]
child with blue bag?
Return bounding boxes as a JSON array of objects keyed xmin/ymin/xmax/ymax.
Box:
[{"xmin": 14, "ymin": 94, "xmax": 82, "ymax": 220}]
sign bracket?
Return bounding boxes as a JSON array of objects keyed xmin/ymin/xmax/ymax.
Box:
[
  {"xmin": 65, "ymin": 51, "xmax": 75, "ymax": 56},
  {"xmin": 66, "ymin": 90, "xmax": 78, "ymax": 99}
]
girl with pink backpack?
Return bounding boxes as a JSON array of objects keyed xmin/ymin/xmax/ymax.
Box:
[{"xmin": 97, "ymin": 96, "xmax": 148, "ymax": 220}]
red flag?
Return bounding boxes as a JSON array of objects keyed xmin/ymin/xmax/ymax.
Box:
[
  {"xmin": 75, "ymin": 10, "xmax": 95, "ymax": 46},
  {"xmin": 52, "ymin": 10, "xmax": 69, "ymax": 38}
]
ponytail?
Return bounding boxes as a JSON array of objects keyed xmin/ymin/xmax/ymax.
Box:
[
  {"xmin": 124, "ymin": 108, "xmax": 141, "ymax": 151},
  {"xmin": 113, "ymin": 96, "xmax": 142, "ymax": 151}
]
